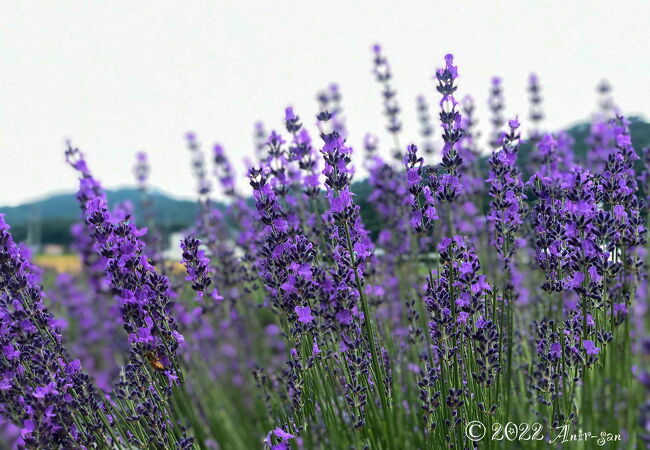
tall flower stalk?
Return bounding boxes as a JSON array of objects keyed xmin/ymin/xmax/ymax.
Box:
[
  {"xmin": 67, "ymin": 146, "xmax": 193, "ymax": 448},
  {"xmin": 318, "ymin": 110, "xmax": 394, "ymax": 434},
  {"xmin": 0, "ymin": 215, "xmax": 110, "ymax": 448},
  {"xmin": 372, "ymin": 44, "xmax": 402, "ymax": 160},
  {"xmin": 486, "ymin": 118, "xmax": 526, "ymax": 415},
  {"xmin": 527, "ymin": 73, "xmax": 544, "ymax": 143}
]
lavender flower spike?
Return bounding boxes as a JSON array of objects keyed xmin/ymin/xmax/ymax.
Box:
[
  {"xmin": 435, "ymin": 54, "xmax": 463, "ymax": 204},
  {"xmin": 0, "ymin": 214, "xmax": 108, "ymax": 448}
]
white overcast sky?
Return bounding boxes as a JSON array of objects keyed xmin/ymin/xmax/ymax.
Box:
[{"xmin": 1, "ymin": 1, "xmax": 649, "ymax": 206}]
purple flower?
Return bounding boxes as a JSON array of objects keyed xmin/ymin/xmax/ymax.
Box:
[
  {"xmin": 295, "ymin": 306, "xmax": 314, "ymax": 324},
  {"xmin": 181, "ymin": 235, "xmax": 213, "ymax": 299},
  {"xmin": 455, "ymin": 292, "xmax": 471, "ymax": 309},
  {"xmin": 488, "ymin": 76, "xmax": 506, "ymax": 148},
  {"xmin": 371, "ymin": 43, "xmax": 402, "ymax": 158},
  {"xmin": 416, "ymin": 95, "xmax": 436, "ymax": 156},
  {"xmin": 265, "ymin": 427, "xmax": 296, "ymax": 450},
  {"xmin": 2, "ymin": 343, "xmax": 20, "ymax": 360},
  {"xmin": 33, "ymin": 382, "xmax": 59, "ymax": 399},
  {"xmin": 549, "ymin": 342, "xmax": 562, "ymax": 359},
  {"xmin": 527, "ymin": 73, "xmax": 544, "ymax": 140},
  {"xmin": 335, "ymin": 310, "xmax": 353, "ymax": 325},
  {"xmin": 403, "ymin": 145, "xmax": 440, "ymax": 233},
  {"xmin": 273, "ymin": 428, "xmax": 294, "ymax": 440},
  {"xmin": 20, "ymin": 420, "xmax": 34, "ymax": 439},
  {"xmin": 330, "ymin": 189, "xmax": 353, "ymax": 214},
  {"xmin": 487, "ymin": 117, "xmax": 525, "ymax": 267},
  {"xmin": 67, "ymin": 146, "xmax": 192, "ymax": 447},
  {"xmin": 434, "ymin": 54, "xmax": 463, "ymax": 203},
  {"xmin": 0, "ymin": 212, "xmax": 108, "ymax": 447},
  {"xmin": 565, "ymin": 271, "xmax": 585, "ymax": 289},
  {"xmin": 583, "ymin": 340, "xmax": 600, "ymax": 355}
]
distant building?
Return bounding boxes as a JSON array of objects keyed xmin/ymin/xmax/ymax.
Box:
[
  {"xmin": 163, "ymin": 231, "xmax": 185, "ymax": 262},
  {"xmin": 43, "ymin": 244, "xmax": 65, "ymax": 256}
]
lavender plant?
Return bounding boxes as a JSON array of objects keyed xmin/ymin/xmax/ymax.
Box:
[{"xmin": 1, "ymin": 44, "xmax": 648, "ymax": 450}]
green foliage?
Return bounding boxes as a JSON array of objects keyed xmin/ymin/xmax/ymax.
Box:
[{"xmin": 0, "ymin": 188, "xmax": 206, "ymax": 247}]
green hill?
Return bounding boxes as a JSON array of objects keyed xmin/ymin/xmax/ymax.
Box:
[
  {"xmin": 517, "ymin": 115, "xmax": 650, "ymax": 177},
  {"xmin": 3, "ymin": 118, "xmax": 649, "ymax": 247},
  {"xmin": 0, "ymin": 188, "xmax": 201, "ymax": 246}
]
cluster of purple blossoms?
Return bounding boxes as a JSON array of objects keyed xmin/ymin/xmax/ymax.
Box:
[
  {"xmin": 211, "ymin": 144, "xmax": 236, "ymax": 197},
  {"xmin": 180, "ymin": 236, "xmax": 214, "ymax": 300},
  {"xmin": 316, "ymin": 83, "xmax": 347, "ymax": 138},
  {"xmin": 533, "ymin": 132, "xmax": 574, "ymax": 186},
  {"xmin": 284, "ymin": 108, "xmax": 322, "ymax": 211},
  {"xmin": 211, "ymin": 143, "xmax": 256, "ymax": 293},
  {"xmin": 372, "ymin": 44, "xmax": 402, "ymax": 159},
  {"xmin": 318, "ymin": 110, "xmax": 389, "ymax": 428},
  {"xmin": 523, "ymin": 114, "xmax": 648, "ymax": 432},
  {"xmin": 529, "ymin": 174, "xmax": 570, "ymax": 293},
  {"xmin": 487, "ymin": 118, "xmax": 526, "ymax": 267},
  {"xmin": 186, "ymin": 134, "xmax": 240, "ymax": 293},
  {"xmin": 419, "ymin": 236, "xmax": 499, "ymax": 441},
  {"xmin": 264, "ymin": 427, "xmax": 296, "ymax": 450},
  {"xmin": 527, "ymin": 73, "xmax": 544, "ymax": 142},
  {"xmin": 639, "ymin": 147, "xmax": 650, "ymax": 205},
  {"xmin": 403, "ymin": 54, "xmax": 464, "ymax": 235},
  {"xmin": 404, "ymin": 144, "xmax": 439, "ymax": 233},
  {"xmin": 49, "ymin": 273, "xmax": 123, "ymax": 393},
  {"xmin": 185, "ymin": 132, "xmax": 212, "ymax": 199},
  {"xmin": 488, "ymin": 76, "xmax": 506, "ymax": 149},
  {"xmin": 248, "ymin": 134, "xmax": 324, "ymax": 423},
  {"xmin": 434, "ymin": 54, "xmax": 463, "ymax": 205},
  {"xmin": 586, "ymin": 114, "xmax": 618, "ymax": 172},
  {"xmin": 416, "ymin": 94, "xmax": 436, "ymax": 157},
  {"xmin": 185, "ymin": 135, "xmax": 244, "ymax": 306},
  {"xmin": 0, "ymin": 215, "xmax": 107, "ymax": 448},
  {"xmin": 453, "ymin": 95, "xmax": 486, "ymax": 243},
  {"xmin": 250, "ymin": 162, "xmax": 319, "ymax": 323},
  {"xmin": 177, "ymin": 140, "xmax": 260, "ymax": 420},
  {"xmin": 485, "ymin": 117, "xmax": 526, "ymax": 415},
  {"xmin": 365, "ymin": 151, "xmax": 412, "ymax": 328},
  {"xmin": 67, "ymin": 146, "xmax": 192, "ymax": 448},
  {"xmin": 598, "ymin": 118, "xmax": 645, "ymax": 253},
  {"xmin": 84, "ymin": 195, "xmax": 185, "ymax": 373},
  {"xmin": 319, "ymin": 114, "xmax": 374, "ymax": 292},
  {"xmin": 58, "ymin": 149, "xmax": 127, "ymax": 396},
  {"xmin": 528, "ymin": 319, "xmax": 576, "ymax": 425}
]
